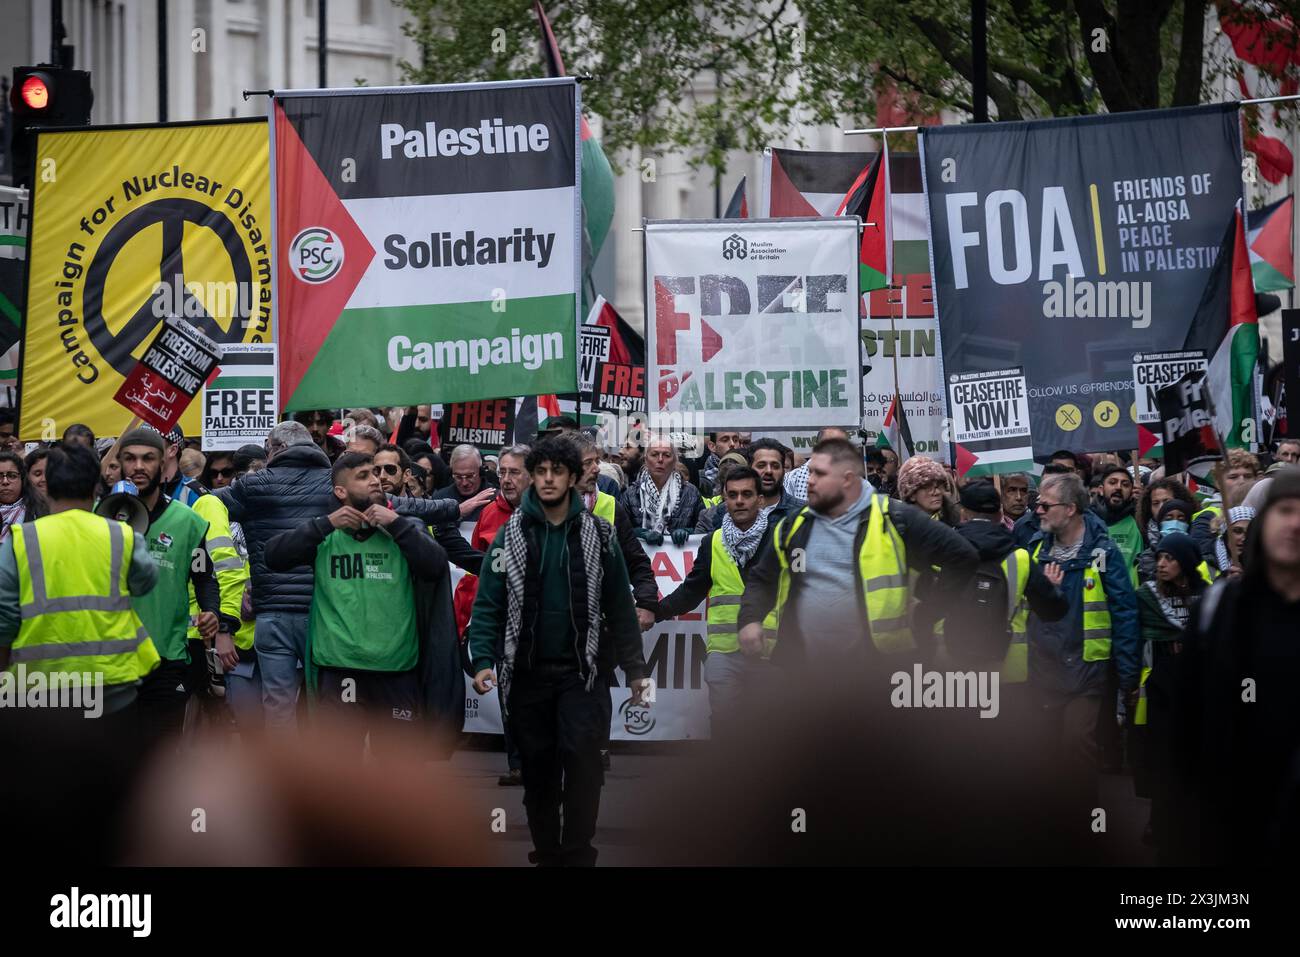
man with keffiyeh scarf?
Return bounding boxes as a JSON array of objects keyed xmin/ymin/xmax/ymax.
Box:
[
  {"xmin": 467, "ymin": 436, "xmax": 650, "ymax": 866},
  {"xmin": 655, "ymin": 466, "xmax": 774, "ymax": 739}
]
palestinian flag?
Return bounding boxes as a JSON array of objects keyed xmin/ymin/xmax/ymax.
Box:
[
  {"xmin": 1246, "ymin": 195, "xmax": 1294, "ymax": 292},
  {"xmin": 762, "ymin": 147, "xmax": 930, "ymax": 282},
  {"xmin": 835, "ymin": 152, "xmax": 890, "ymax": 294},
  {"xmin": 586, "ymin": 294, "xmax": 644, "ymax": 366},
  {"xmin": 1183, "ymin": 201, "xmax": 1260, "ymax": 449},
  {"xmin": 724, "ymin": 177, "xmax": 748, "ymax": 219},
  {"xmin": 536, "ymin": 1, "xmax": 614, "ymax": 317},
  {"xmin": 876, "ymin": 393, "xmax": 913, "ymax": 466}
]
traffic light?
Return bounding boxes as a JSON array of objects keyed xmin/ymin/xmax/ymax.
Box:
[{"xmin": 8, "ymin": 66, "xmax": 93, "ymax": 187}]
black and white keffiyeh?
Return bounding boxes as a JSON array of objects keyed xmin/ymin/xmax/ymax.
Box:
[
  {"xmin": 637, "ymin": 468, "xmax": 682, "ymax": 533},
  {"xmin": 721, "ymin": 506, "xmax": 770, "ymax": 567},
  {"xmin": 497, "ymin": 508, "xmax": 607, "ymax": 708}
]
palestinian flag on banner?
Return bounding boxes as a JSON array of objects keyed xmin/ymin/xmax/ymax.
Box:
[
  {"xmin": 1183, "ymin": 201, "xmax": 1260, "ymax": 449},
  {"xmin": 0, "ymin": 186, "xmax": 28, "ymax": 379},
  {"xmin": 876, "ymin": 393, "xmax": 913, "ymax": 466},
  {"xmin": 835, "ymin": 152, "xmax": 890, "ymax": 294},
  {"xmin": 761, "ymin": 148, "xmax": 929, "ymax": 281},
  {"xmin": 586, "ymin": 293, "xmax": 645, "ymax": 367},
  {"xmin": 724, "ymin": 177, "xmax": 748, "ymax": 219},
  {"xmin": 518, "ymin": 295, "xmax": 646, "ymax": 435},
  {"xmin": 536, "ymin": 1, "xmax": 614, "ymax": 317},
  {"xmin": 1246, "ymin": 195, "xmax": 1294, "ymax": 292}
]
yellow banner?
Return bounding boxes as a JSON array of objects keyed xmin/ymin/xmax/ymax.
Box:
[{"xmin": 19, "ymin": 120, "xmax": 272, "ymax": 439}]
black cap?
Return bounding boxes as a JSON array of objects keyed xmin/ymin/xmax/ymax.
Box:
[
  {"xmin": 232, "ymin": 443, "xmax": 268, "ymax": 472},
  {"xmin": 960, "ymin": 479, "xmax": 1001, "ymax": 514}
]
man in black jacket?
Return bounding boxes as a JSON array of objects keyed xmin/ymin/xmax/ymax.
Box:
[
  {"xmin": 216, "ymin": 421, "xmax": 487, "ymax": 733},
  {"xmin": 950, "ymin": 481, "xmax": 1067, "ymax": 715},
  {"xmin": 263, "ymin": 452, "xmax": 456, "ymax": 757},
  {"xmin": 374, "ymin": 443, "xmax": 487, "ymax": 574}
]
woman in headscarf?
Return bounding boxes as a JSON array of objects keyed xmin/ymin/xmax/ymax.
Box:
[
  {"xmin": 1213, "ymin": 505, "xmax": 1255, "ymax": 579},
  {"xmin": 1136, "ymin": 498, "xmax": 1194, "ymax": 583},
  {"xmin": 896, "ymin": 455, "xmax": 961, "ymax": 526},
  {"xmin": 1133, "ymin": 530, "xmax": 1209, "ymax": 854}
]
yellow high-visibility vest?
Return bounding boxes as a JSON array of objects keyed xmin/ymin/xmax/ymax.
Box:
[
  {"xmin": 772, "ymin": 496, "xmax": 913, "ymax": 654},
  {"xmin": 1032, "ymin": 539, "xmax": 1112, "ymax": 661},
  {"xmin": 9, "ymin": 510, "xmax": 159, "ymax": 684},
  {"xmin": 705, "ymin": 532, "xmax": 777, "ymax": 656}
]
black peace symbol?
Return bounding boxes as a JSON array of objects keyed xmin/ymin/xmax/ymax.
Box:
[{"xmin": 83, "ymin": 198, "xmax": 252, "ymax": 377}]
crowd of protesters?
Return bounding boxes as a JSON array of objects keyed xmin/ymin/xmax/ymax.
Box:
[{"xmin": 1, "ymin": 402, "xmax": 1297, "ymax": 867}]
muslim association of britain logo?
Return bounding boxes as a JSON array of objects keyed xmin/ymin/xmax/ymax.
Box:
[
  {"xmin": 289, "ymin": 226, "xmax": 344, "ymax": 284},
  {"xmin": 721, "ymin": 233, "xmax": 748, "ymax": 261}
]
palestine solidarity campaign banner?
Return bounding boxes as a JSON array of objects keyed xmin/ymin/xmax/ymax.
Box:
[
  {"xmin": 273, "ymin": 78, "xmax": 581, "ymax": 410},
  {"xmin": 920, "ymin": 103, "xmax": 1242, "ymax": 458},
  {"xmin": 20, "ymin": 120, "xmax": 272, "ymax": 438},
  {"xmin": 645, "ymin": 218, "xmax": 861, "ymax": 431}
]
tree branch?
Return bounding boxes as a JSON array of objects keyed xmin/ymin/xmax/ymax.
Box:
[{"xmin": 908, "ymin": 12, "xmax": 1024, "ymax": 120}]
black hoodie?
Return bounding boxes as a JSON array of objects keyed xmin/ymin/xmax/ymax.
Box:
[
  {"xmin": 1164, "ymin": 470, "xmax": 1300, "ymax": 863},
  {"xmin": 956, "ymin": 518, "xmax": 1069, "ymax": 625}
]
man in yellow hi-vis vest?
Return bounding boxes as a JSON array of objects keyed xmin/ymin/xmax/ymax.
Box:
[
  {"xmin": 738, "ymin": 438, "xmax": 977, "ymax": 681},
  {"xmin": 1026, "ymin": 471, "xmax": 1139, "ymax": 810},
  {"xmin": 0, "ymin": 444, "xmax": 160, "ymax": 717},
  {"xmin": 654, "ymin": 465, "xmax": 777, "ymax": 739}
]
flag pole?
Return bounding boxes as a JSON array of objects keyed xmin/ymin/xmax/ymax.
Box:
[{"xmin": 881, "ymin": 130, "xmax": 904, "ymax": 452}]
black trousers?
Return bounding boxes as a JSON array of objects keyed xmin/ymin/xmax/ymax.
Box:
[
  {"xmin": 507, "ymin": 665, "xmax": 612, "ymax": 866},
  {"xmin": 316, "ymin": 667, "xmax": 421, "ymax": 758},
  {"xmin": 137, "ymin": 658, "xmax": 191, "ymax": 753}
]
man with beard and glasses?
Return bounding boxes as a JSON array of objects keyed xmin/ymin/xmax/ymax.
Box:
[
  {"xmin": 265, "ymin": 453, "xmax": 453, "ymax": 757},
  {"xmin": 375, "ymin": 443, "xmax": 486, "ymax": 576},
  {"xmin": 468, "ymin": 436, "xmax": 650, "ymax": 866},
  {"xmin": 118, "ymin": 429, "xmax": 234, "ymax": 748}
]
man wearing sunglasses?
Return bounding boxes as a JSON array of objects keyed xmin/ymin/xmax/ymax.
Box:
[
  {"xmin": 1025, "ymin": 471, "xmax": 1139, "ymax": 825},
  {"xmin": 375, "ymin": 444, "xmax": 486, "ymax": 576}
]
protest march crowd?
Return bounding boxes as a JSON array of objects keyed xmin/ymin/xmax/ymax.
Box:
[{"xmin": 2, "ymin": 400, "xmax": 1298, "ymax": 867}]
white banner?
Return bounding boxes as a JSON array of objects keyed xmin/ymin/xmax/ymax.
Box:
[
  {"xmin": 201, "ymin": 343, "xmax": 279, "ymax": 450},
  {"xmin": 459, "ymin": 529, "xmax": 711, "ymax": 740},
  {"xmin": 1132, "ymin": 350, "xmax": 1207, "ymax": 425},
  {"xmin": 645, "ymin": 218, "xmax": 862, "ymax": 431}
]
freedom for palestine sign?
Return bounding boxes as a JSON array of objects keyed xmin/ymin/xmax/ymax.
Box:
[{"xmin": 272, "ymin": 78, "xmax": 581, "ymax": 409}]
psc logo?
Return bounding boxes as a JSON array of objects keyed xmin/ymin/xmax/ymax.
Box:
[
  {"xmin": 289, "ymin": 226, "xmax": 344, "ymax": 284},
  {"xmin": 619, "ymin": 695, "xmax": 656, "ymax": 736},
  {"xmin": 721, "ymin": 233, "xmax": 748, "ymax": 261}
]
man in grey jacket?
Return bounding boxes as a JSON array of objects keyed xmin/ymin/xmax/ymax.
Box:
[
  {"xmin": 217, "ymin": 421, "xmax": 491, "ymax": 731},
  {"xmin": 739, "ymin": 438, "xmax": 978, "ymax": 679}
]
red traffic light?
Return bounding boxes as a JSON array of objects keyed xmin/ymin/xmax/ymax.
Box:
[{"xmin": 19, "ymin": 73, "xmax": 52, "ymax": 111}]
